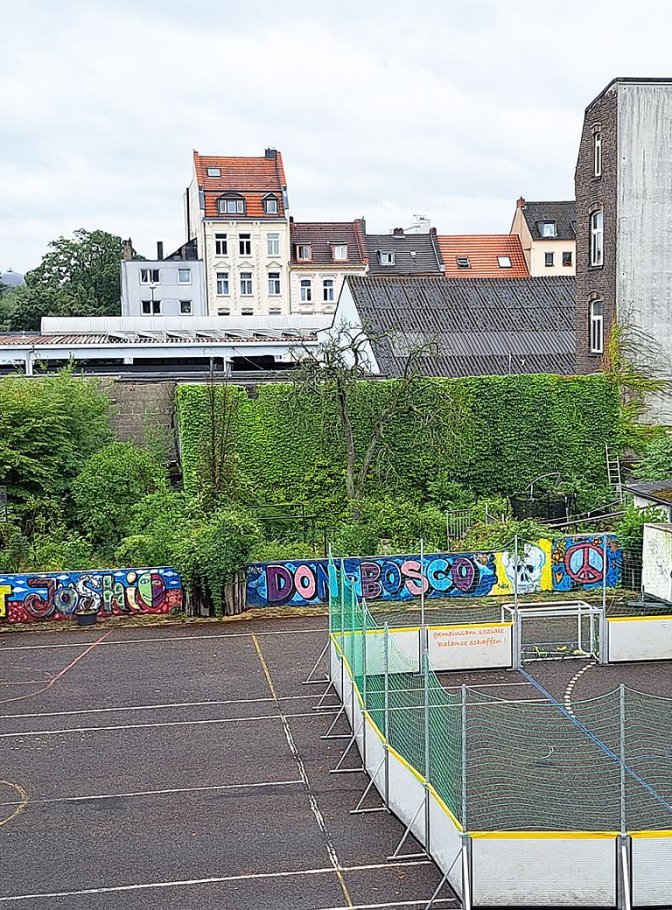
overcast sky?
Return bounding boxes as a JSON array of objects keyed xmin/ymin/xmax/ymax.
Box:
[{"xmin": 2, "ymin": 0, "xmax": 672, "ymax": 273}]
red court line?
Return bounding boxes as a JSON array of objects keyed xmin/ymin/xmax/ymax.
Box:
[{"xmin": 0, "ymin": 630, "xmax": 113, "ymax": 707}]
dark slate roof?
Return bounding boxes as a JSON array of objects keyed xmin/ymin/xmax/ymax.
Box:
[
  {"xmin": 625, "ymin": 481, "xmax": 672, "ymax": 505},
  {"xmin": 348, "ymin": 276, "xmax": 577, "ymax": 378},
  {"xmin": 521, "ymin": 201, "xmax": 576, "ymax": 241},
  {"xmin": 290, "ymin": 221, "xmax": 367, "ymax": 266},
  {"xmin": 364, "ymin": 231, "xmax": 443, "ymax": 276}
]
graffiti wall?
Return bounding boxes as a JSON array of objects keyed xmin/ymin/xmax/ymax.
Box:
[
  {"xmin": 246, "ymin": 536, "xmax": 622, "ymax": 607},
  {"xmin": 0, "ymin": 567, "xmax": 183, "ymax": 624}
]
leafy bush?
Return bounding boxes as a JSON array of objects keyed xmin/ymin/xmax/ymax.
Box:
[
  {"xmin": 462, "ymin": 517, "xmax": 552, "ymax": 552},
  {"xmin": 615, "ymin": 502, "xmax": 667, "ymax": 555},
  {"xmin": 634, "ymin": 433, "xmax": 672, "ymax": 482}
]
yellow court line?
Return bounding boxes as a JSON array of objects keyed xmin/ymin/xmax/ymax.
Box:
[
  {"xmin": 470, "ymin": 830, "xmax": 618, "ymax": 840},
  {"xmin": 608, "ymin": 615, "xmax": 672, "ymax": 623},
  {"xmin": 0, "ymin": 781, "xmax": 28, "ymax": 829},
  {"xmin": 365, "ymin": 714, "xmax": 386, "ymax": 744},
  {"xmin": 427, "ymin": 785, "xmax": 463, "ymax": 832},
  {"xmin": 630, "ymin": 829, "xmax": 672, "ymax": 838},
  {"xmin": 387, "ymin": 745, "xmax": 427, "ymax": 786}
]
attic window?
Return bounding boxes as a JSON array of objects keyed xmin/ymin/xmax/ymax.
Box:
[
  {"xmin": 331, "ymin": 244, "xmax": 348, "ymax": 261},
  {"xmin": 378, "ymin": 251, "xmax": 395, "ymax": 266},
  {"xmin": 264, "ymin": 195, "xmax": 279, "ymax": 214},
  {"xmin": 218, "ymin": 194, "xmax": 245, "ymax": 215},
  {"xmin": 207, "ymin": 167, "xmax": 221, "ymax": 177},
  {"xmin": 296, "ymin": 244, "xmax": 312, "ymax": 261},
  {"xmin": 456, "ymin": 256, "xmax": 471, "ymax": 269},
  {"xmin": 498, "ymin": 256, "xmax": 512, "ymax": 268},
  {"xmin": 538, "ymin": 221, "xmax": 557, "ymax": 238}
]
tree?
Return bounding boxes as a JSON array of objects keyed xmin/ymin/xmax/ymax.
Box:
[
  {"xmin": 10, "ymin": 229, "xmax": 129, "ymax": 330},
  {"xmin": 72, "ymin": 442, "xmax": 167, "ymax": 551},
  {"xmin": 292, "ymin": 322, "xmax": 443, "ymax": 515},
  {"xmin": 634, "ymin": 432, "xmax": 672, "ymax": 481}
]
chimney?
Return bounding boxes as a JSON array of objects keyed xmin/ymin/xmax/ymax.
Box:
[
  {"xmin": 265, "ymin": 148, "xmax": 278, "ymax": 159},
  {"xmin": 392, "ymin": 227, "xmax": 404, "ymax": 236},
  {"xmin": 516, "ymin": 196, "xmax": 526, "ymax": 208},
  {"xmin": 429, "ymin": 227, "xmax": 437, "ymax": 236},
  {"xmin": 122, "ymin": 238, "xmax": 133, "ymax": 261},
  {"xmin": 157, "ymin": 241, "xmax": 164, "ymax": 261}
]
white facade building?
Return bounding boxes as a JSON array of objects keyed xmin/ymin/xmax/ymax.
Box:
[{"xmin": 120, "ymin": 254, "xmax": 207, "ymax": 317}]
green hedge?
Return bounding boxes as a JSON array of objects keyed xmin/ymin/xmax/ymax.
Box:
[{"xmin": 176, "ymin": 375, "xmax": 625, "ymax": 508}]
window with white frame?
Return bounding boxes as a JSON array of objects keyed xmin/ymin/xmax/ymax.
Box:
[
  {"xmin": 296, "ymin": 244, "xmax": 312, "ymax": 261},
  {"xmin": 218, "ymin": 307, "xmax": 230, "ymax": 316},
  {"xmin": 267, "ymin": 233, "xmax": 280, "ymax": 256},
  {"xmin": 241, "ymin": 307, "xmax": 254, "ymax": 316},
  {"xmin": 589, "ymin": 299, "xmax": 604, "ymax": 353},
  {"xmin": 216, "ymin": 271, "xmax": 230, "ymax": 295},
  {"xmin": 240, "ymin": 272, "xmax": 253, "ymax": 295},
  {"xmin": 178, "ymin": 268, "xmax": 191, "ymax": 284},
  {"xmin": 323, "ymin": 278, "xmax": 335, "ymax": 303},
  {"xmin": 239, "ymin": 234, "xmax": 252, "ymax": 256},
  {"xmin": 331, "ymin": 244, "xmax": 348, "ymax": 261},
  {"xmin": 456, "ymin": 256, "xmax": 470, "ymax": 269},
  {"xmin": 498, "ymin": 256, "xmax": 512, "ymax": 268},
  {"xmin": 140, "ymin": 268, "xmax": 160, "ymax": 284},
  {"xmin": 218, "ymin": 195, "xmax": 245, "ymax": 215},
  {"xmin": 180, "ymin": 300, "xmax": 192, "ymax": 314},
  {"xmin": 207, "ymin": 167, "xmax": 221, "ymax": 177},
  {"xmin": 214, "ymin": 233, "xmax": 228, "ymax": 256},
  {"xmin": 593, "ymin": 129, "xmax": 602, "ymax": 178},
  {"xmin": 590, "ymin": 209, "xmax": 604, "ymax": 266},
  {"xmin": 264, "ymin": 195, "xmax": 279, "ymax": 214},
  {"xmin": 538, "ymin": 221, "xmax": 557, "ymax": 238},
  {"xmin": 300, "ymin": 279, "xmax": 312, "ymax": 302},
  {"xmin": 268, "ymin": 272, "xmax": 281, "ymax": 296},
  {"xmin": 141, "ymin": 299, "xmax": 161, "ymax": 315},
  {"xmin": 378, "ymin": 251, "xmax": 395, "ymax": 265}
]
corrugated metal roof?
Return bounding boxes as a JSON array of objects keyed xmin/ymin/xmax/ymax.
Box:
[
  {"xmin": 0, "ymin": 330, "xmax": 317, "ymax": 346},
  {"xmin": 348, "ymin": 276, "xmax": 577, "ymax": 378}
]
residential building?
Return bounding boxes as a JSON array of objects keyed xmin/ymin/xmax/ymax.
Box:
[
  {"xmin": 437, "ymin": 235, "xmax": 529, "ymax": 278},
  {"xmin": 510, "ymin": 199, "xmax": 576, "ymax": 276},
  {"xmin": 329, "ymin": 276, "xmax": 576, "ymax": 377},
  {"xmin": 120, "ymin": 240, "xmax": 207, "ymax": 317},
  {"xmin": 184, "ymin": 149, "xmax": 291, "ymax": 316},
  {"xmin": 625, "ymin": 481, "xmax": 672, "ymax": 522},
  {"xmin": 289, "ymin": 220, "xmax": 368, "ymax": 314},
  {"xmin": 363, "ymin": 227, "xmax": 443, "ymax": 276},
  {"xmin": 575, "ymin": 78, "xmax": 672, "ymax": 411}
]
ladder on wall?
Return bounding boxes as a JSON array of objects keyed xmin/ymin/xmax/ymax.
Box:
[{"xmin": 606, "ymin": 445, "xmax": 624, "ymax": 502}]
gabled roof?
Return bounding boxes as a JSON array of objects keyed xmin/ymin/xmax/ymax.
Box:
[
  {"xmin": 363, "ymin": 231, "xmax": 443, "ymax": 276},
  {"xmin": 193, "ymin": 150, "xmax": 287, "ymax": 219},
  {"xmin": 519, "ymin": 201, "xmax": 576, "ymax": 242},
  {"xmin": 624, "ymin": 480, "xmax": 672, "ymax": 505},
  {"xmin": 346, "ymin": 276, "xmax": 576, "ymax": 378},
  {"xmin": 438, "ymin": 235, "xmax": 529, "ymax": 278},
  {"xmin": 290, "ymin": 220, "xmax": 367, "ymax": 266}
]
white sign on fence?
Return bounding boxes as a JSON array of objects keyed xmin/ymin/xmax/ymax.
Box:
[{"xmin": 429, "ymin": 623, "xmax": 512, "ymax": 671}]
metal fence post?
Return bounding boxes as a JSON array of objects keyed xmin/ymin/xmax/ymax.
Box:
[
  {"xmin": 420, "ymin": 537, "xmax": 426, "ymax": 630},
  {"xmin": 424, "ymin": 640, "xmax": 431, "ymax": 853},
  {"xmin": 620, "ymin": 683, "xmax": 626, "ymax": 834},
  {"xmin": 461, "ymin": 683, "xmax": 468, "ymax": 831},
  {"xmin": 601, "ymin": 533, "xmax": 609, "ymax": 665},
  {"xmin": 384, "ymin": 622, "xmax": 390, "ymax": 807},
  {"xmin": 362, "ymin": 602, "xmax": 368, "ymax": 771}
]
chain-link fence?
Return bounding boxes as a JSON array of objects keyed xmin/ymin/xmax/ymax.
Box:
[{"xmin": 329, "ymin": 559, "xmax": 672, "ymax": 834}]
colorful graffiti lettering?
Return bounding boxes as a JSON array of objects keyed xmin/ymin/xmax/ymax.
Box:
[
  {"xmin": 0, "ymin": 567, "xmax": 183, "ymax": 624},
  {"xmin": 246, "ymin": 536, "xmax": 623, "ymax": 608}
]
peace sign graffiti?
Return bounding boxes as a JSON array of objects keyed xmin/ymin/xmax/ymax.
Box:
[{"xmin": 565, "ymin": 542, "xmax": 605, "ymax": 585}]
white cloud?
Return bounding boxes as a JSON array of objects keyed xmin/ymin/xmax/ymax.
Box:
[{"xmin": 2, "ymin": 0, "xmax": 672, "ymax": 271}]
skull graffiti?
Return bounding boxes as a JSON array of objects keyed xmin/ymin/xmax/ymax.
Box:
[{"xmin": 502, "ymin": 545, "xmax": 546, "ymax": 594}]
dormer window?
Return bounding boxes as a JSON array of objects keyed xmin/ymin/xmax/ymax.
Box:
[
  {"xmin": 207, "ymin": 167, "xmax": 221, "ymax": 177},
  {"xmin": 296, "ymin": 244, "xmax": 312, "ymax": 261},
  {"xmin": 264, "ymin": 194, "xmax": 279, "ymax": 214},
  {"xmin": 378, "ymin": 251, "xmax": 395, "ymax": 266},
  {"xmin": 498, "ymin": 256, "xmax": 512, "ymax": 268},
  {"xmin": 538, "ymin": 221, "xmax": 557, "ymax": 238},
  {"xmin": 217, "ymin": 194, "xmax": 245, "ymax": 215},
  {"xmin": 332, "ymin": 244, "xmax": 348, "ymax": 261},
  {"xmin": 456, "ymin": 256, "xmax": 470, "ymax": 269}
]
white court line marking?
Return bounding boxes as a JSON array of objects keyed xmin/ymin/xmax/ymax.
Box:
[
  {"xmin": 0, "ymin": 778, "xmax": 304, "ymax": 808},
  {"xmin": 0, "ymin": 626, "xmax": 326, "ymax": 652},
  {"xmin": 563, "ymin": 661, "xmax": 595, "ymax": 716},
  {"xmin": 314, "ymin": 901, "xmax": 455, "ymax": 910},
  {"xmin": 0, "ymin": 859, "xmax": 432, "ymax": 902},
  {"xmin": 0, "ymin": 709, "xmax": 337, "ymax": 740},
  {"xmin": 0, "ymin": 691, "xmax": 319, "ymax": 721}
]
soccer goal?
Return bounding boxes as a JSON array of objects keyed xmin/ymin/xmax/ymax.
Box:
[{"xmin": 502, "ymin": 600, "xmax": 606, "ymax": 669}]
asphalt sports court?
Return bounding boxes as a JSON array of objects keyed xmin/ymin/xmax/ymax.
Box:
[{"xmin": 0, "ymin": 617, "xmax": 456, "ymax": 910}]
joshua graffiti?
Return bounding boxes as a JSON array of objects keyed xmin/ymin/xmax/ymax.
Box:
[
  {"xmin": 246, "ymin": 536, "xmax": 622, "ymax": 607},
  {"xmin": 0, "ymin": 567, "xmax": 183, "ymax": 624}
]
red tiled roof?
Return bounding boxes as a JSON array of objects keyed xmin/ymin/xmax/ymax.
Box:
[
  {"xmin": 290, "ymin": 220, "xmax": 368, "ymax": 266},
  {"xmin": 193, "ymin": 150, "xmax": 287, "ymax": 219},
  {"xmin": 438, "ymin": 235, "xmax": 529, "ymax": 278}
]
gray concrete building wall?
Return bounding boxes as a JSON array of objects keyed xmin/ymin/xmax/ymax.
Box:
[
  {"xmin": 617, "ymin": 82, "xmax": 672, "ymax": 377},
  {"xmin": 121, "ymin": 260, "xmax": 207, "ymax": 317}
]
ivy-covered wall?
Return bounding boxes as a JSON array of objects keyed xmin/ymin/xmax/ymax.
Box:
[{"xmin": 176, "ymin": 375, "xmax": 624, "ymax": 507}]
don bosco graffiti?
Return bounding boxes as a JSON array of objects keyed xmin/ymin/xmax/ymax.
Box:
[
  {"xmin": 246, "ymin": 536, "xmax": 622, "ymax": 607},
  {"xmin": 0, "ymin": 567, "xmax": 183, "ymax": 624}
]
